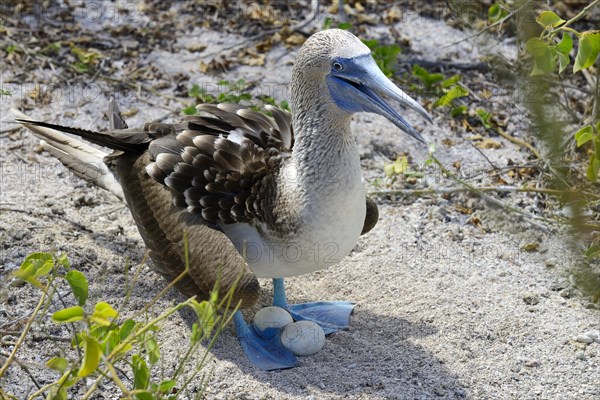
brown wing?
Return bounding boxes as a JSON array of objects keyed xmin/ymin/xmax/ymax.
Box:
[{"xmin": 146, "ymin": 104, "xmax": 294, "ymax": 227}]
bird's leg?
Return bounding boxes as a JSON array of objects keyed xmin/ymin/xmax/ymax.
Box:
[
  {"xmin": 272, "ymin": 278, "xmax": 356, "ymax": 335},
  {"xmin": 233, "ymin": 311, "xmax": 297, "ymax": 370}
]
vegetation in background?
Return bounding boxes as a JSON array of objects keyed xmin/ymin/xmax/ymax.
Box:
[
  {"xmin": 184, "ymin": 79, "xmax": 289, "ymax": 115},
  {"xmin": 411, "ymin": 66, "xmax": 469, "ymax": 116},
  {"xmin": 362, "ymin": 39, "xmax": 402, "ymax": 78},
  {"xmin": 377, "ymin": 1, "xmax": 599, "ymax": 299},
  {"xmin": 515, "ymin": 2, "xmax": 599, "ymax": 295}
]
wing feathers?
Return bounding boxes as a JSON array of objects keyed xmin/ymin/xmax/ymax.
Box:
[{"xmin": 141, "ymin": 103, "xmax": 293, "ymax": 226}]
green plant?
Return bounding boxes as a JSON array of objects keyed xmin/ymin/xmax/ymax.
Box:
[
  {"xmin": 362, "ymin": 39, "xmax": 402, "ymax": 77},
  {"xmin": 322, "ymin": 17, "xmax": 352, "ymax": 31},
  {"xmin": 412, "ymin": 65, "xmax": 468, "ymax": 116},
  {"xmin": 5, "ymin": 44, "xmax": 17, "ymax": 55},
  {"xmin": 1, "ymin": 249, "xmax": 237, "ymax": 400},
  {"xmin": 488, "ymin": 3, "xmax": 509, "ymax": 23},
  {"xmin": 575, "ymin": 122, "xmax": 600, "ymax": 182},
  {"xmin": 525, "ymin": 9, "xmax": 599, "ymax": 76},
  {"xmin": 185, "ymin": 79, "xmax": 290, "ymax": 115},
  {"xmin": 69, "ymin": 44, "xmax": 102, "ymax": 73},
  {"xmin": 522, "ymin": 5, "xmax": 600, "ymax": 182}
]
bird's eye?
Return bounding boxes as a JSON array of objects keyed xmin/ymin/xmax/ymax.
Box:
[{"xmin": 332, "ymin": 62, "xmax": 343, "ymax": 71}]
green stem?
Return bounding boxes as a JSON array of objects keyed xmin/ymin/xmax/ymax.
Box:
[
  {"xmin": 81, "ymin": 297, "xmax": 196, "ymax": 400},
  {"xmin": 560, "ymin": 0, "xmax": 600, "ymax": 30}
]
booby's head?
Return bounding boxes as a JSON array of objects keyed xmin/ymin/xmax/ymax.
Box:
[{"xmin": 293, "ymin": 29, "xmax": 431, "ymax": 143}]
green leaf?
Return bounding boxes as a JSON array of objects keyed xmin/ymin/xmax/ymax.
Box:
[
  {"xmin": 188, "ymin": 84, "xmax": 200, "ymax": 98},
  {"xmin": 412, "ymin": 65, "xmax": 444, "ymax": 89},
  {"xmin": 476, "ymin": 108, "xmax": 493, "ymax": 129},
  {"xmin": 337, "ymin": 22, "xmax": 352, "ymax": 30},
  {"xmin": 361, "ymin": 39, "xmax": 379, "ymax": 49},
  {"xmin": 488, "ymin": 4, "xmax": 508, "ymax": 23},
  {"xmin": 46, "ymin": 356, "xmax": 69, "ymax": 372},
  {"xmin": 574, "ymin": 31, "xmax": 600, "ymax": 73},
  {"xmin": 119, "ymin": 319, "xmax": 136, "ymax": 341},
  {"xmin": 35, "ymin": 258, "xmax": 55, "ymax": 278},
  {"xmin": 144, "ymin": 336, "xmax": 160, "ymax": 365},
  {"xmin": 52, "ymin": 306, "xmax": 84, "ymax": 323},
  {"xmin": 441, "ymin": 74, "xmax": 461, "ymax": 89},
  {"xmin": 135, "ymin": 392, "xmax": 153, "ymax": 400},
  {"xmin": 557, "ymin": 52, "xmax": 570, "ymax": 73},
  {"xmin": 488, "ymin": 4, "xmax": 500, "ymax": 20},
  {"xmin": 450, "ymin": 105, "xmax": 468, "ymax": 118},
  {"xmin": 526, "ymin": 38, "xmax": 549, "ymax": 56},
  {"xmin": 158, "ymin": 379, "xmax": 177, "ymax": 393},
  {"xmin": 65, "ymin": 270, "xmax": 88, "ymax": 306},
  {"xmin": 182, "ymin": 105, "xmax": 197, "ymax": 115},
  {"xmin": 189, "ymin": 299, "xmax": 216, "ymax": 337},
  {"xmin": 536, "ymin": 11, "xmax": 565, "ymax": 28},
  {"xmin": 575, "ymin": 125, "xmax": 593, "ymax": 147},
  {"xmin": 585, "ymin": 244, "xmax": 600, "ymax": 259},
  {"xmin": 78, "ymin": 335, "xmax": 102, "ymax": 377},
  {"xmin": 56, "ymin": 253, "xmax": 70, "ymax": 269},
  {"xmin": 102, "ymin": 329, "xmax": 121, "ymax": 355},
  {"xmin": 13, "ymin": 264, "xmax": 40, "ymax": 288},
  {"xmin": 435, "ymin": 85, "xmax": 468, "ymax": 107},
  {"xmin": 384, "ymin": 155, "xmax": 409, "ymax": 177},
  {"xmin": 13, "ymin": 253, "xmax": 55, "ymax": 287},
  {"xmin": 90, "ymin": 302, "xmax": 118, "ymax": 326},
  {"xmin": 526, "ymin": 38, "xmax": 556, "ymax": 76},
  {"xmin": 132, "ymin": 354, "xmax": 150, "ymax": 391},
  {"xmin": 556, "ymin": 33, "xmax": 573, "ymax": 55}
]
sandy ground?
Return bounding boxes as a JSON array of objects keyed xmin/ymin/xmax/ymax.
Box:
[{"xmin": 1, "ymin": 3, "xmax": 599, "ymax": 399}]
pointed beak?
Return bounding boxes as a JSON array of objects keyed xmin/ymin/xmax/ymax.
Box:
[{"xmin": 327, "ymin": 54, "xmax": 432, "ymax": 143}]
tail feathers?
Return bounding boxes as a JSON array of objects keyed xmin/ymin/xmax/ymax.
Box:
[
  {"xmin": 12, "ymin": 109, "xmax": 125, "ymax": 201},
  {"xmin": 13, "ymin": 118, "xmax": 150, "ymax": 153},
  {"xmin": 109, "ymin": 97, "xmax": 128, "ymax": 130}
]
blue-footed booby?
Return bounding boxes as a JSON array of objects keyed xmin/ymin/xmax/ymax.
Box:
[{"xmin": 16, "ymin": 29, "xmax": 431, "ymax": 370}]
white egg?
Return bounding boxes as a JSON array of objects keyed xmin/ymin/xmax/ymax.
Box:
[
  {"xmin": 252, "ymin": 306, "xmax": 293, "ymax": 340},
  {"xmin": 280, "ymin": 320, "xmax": 325, "ymax": 356}
]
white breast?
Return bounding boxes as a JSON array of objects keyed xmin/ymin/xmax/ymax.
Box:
[{"xmin": 221, "ymin": 156, "xmax": 366, "ymax": 278}]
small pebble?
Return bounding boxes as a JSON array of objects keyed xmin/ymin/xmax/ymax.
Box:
[
  {"xmin": 524, "ymin": 359, "xmax": 540, "ymax": 367},
  {"xmin": 575, "ymin": 331, "xmax": 598, "ymax": 344},
  {"xmin": 559, "ymin": 288, "xmax": 574, "ymax": 298},
  {"xmin": 51, "ymin": 205, "xmax": 65, "ymax": 215},
  {"xmin": 521, "ymin": 242, "xmax": 539, "ymax": 252},
  {"xmin": 281, "ymin": 320, "xmax": 325, "ymax": 356},
  {"xmin": 522, "ymin": 292, "xmax": 539, "ymax": 305},
  {"xmin": 252, "ymin": 306, "xmax": 293, "ymax": 340}
]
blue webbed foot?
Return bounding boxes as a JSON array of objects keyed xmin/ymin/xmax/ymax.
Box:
[
  {"xmin": 272, "ymin": 276, "xmax": 355, "ymax": 335},
  {"xmin": 233, "ymin": 311, "xmax": 297, "ymax": 371},
  {"xmin": 282, "ymin": 301, "xmax": 355, "ymax": 335}
]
